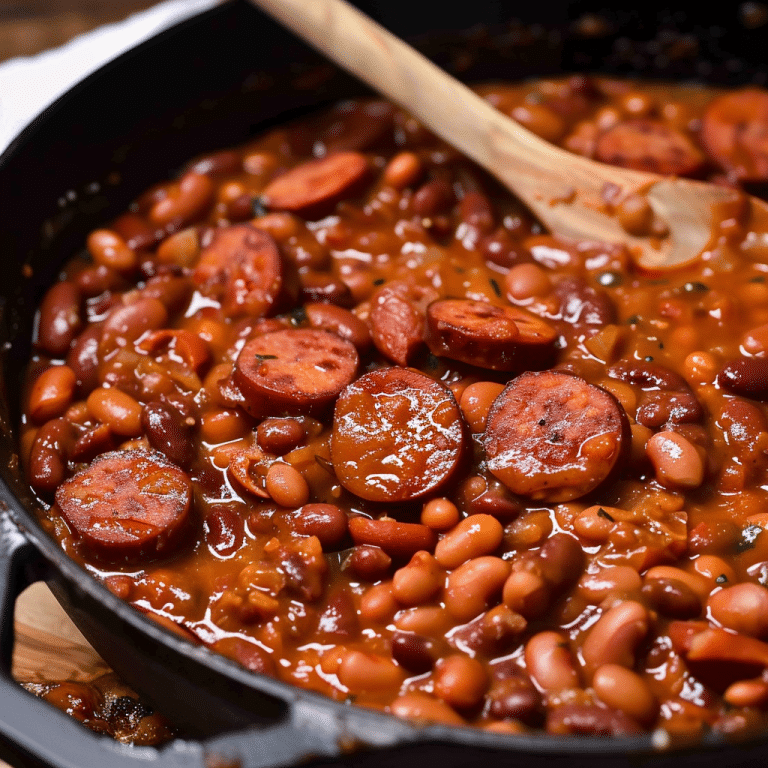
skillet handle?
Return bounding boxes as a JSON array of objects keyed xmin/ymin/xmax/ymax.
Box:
[{"xmin": 0, "ymin": 510, "xmax": 359, "ymax": 768}]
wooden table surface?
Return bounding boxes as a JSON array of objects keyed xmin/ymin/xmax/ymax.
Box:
[{"xmin": 0, "ymin": 1, "xmax": 162, "ymax": 63}]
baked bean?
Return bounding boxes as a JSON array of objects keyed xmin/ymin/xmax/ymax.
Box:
[
  {"xmin": 579, "ymin": 566, "xmax": 642, "ymax": 603},
  {"xmin": 358, "ymin": 582, "xmax": 397, "ymax": 624},
  {"xmin": 707, "ymin": 583, "xmax": 768, "ymax": 637},
  {"xmin": 28, "ymin": 418, "xmax": 75, "ymax": 494},
  {"xmin": 87, "ymin": 229, "xmax": 137, "ymax": 273},
  {"xmin": 459, "ymin": 381, "xmax": 505, "ymax": 433},
  {"xmin": 28, "ymin": 366, "xmax": 77, "ymax": 423},
  {"xmin": 724, "ymin": 678, "xmax": 768, "ymax": 708},
  {"xmin": 390, "ymin": 631, "xmax": 435, "ymax": 674},
  {"xmin": 592, "ymin": 664, "xmax": 657, "ymax": 725},
  {"xmin": 36, "ymin": 281, "xmax": 82, "ymax": 356},
  {"xmin": 433, "ymin": 655, "xmax": 489, "ymax": 710},
  {"xmin": 641, "ymin": 577, "xmax": 701, "ymax": 619},
  {"xmin": 691, "ymin": 555, "xmax": 738, "ymax": 589},
  {"xmin": 389, "ymin": 693, "xmax": 465, "ymax": 726},
  {"xmin": 646, "ymin": 430, "xmax": 705, "ymax": 489},
  {"xmin": 141, "ymin": 401, "xmax": 194, "ymax": 468},
  {"xmin": 510, "ymin": 103, "xmax": 565, "ymax": 143},
  {"xmin": 524, "ymin": 631, "xmax": 579, "ymax": 692},
  {"xmin": 434, "ymin": 514, "xmax": 504, "ymax": 569},
  {"xmin": 581, "ymin": 601, "xmax": 649, "ymax": 673},
  {"xmin": 86, "ymin": 387, "xmax": 143, "ymax": 437},
  {"xmin": 156, "ymin": 227, "xmax": 200, "ymax": 267},
  {"xmin": 199, "ymin": 408, "xmax": 249, "ymax": 444},
  {"xmin": 420, "ymin": 497, "xmax": 460, "ymax": 531},
  {"xmin": 392, "ymin": 551, "xmax": 443, "ymax": 606},
  {"xmin": 547, "ymin": 704, "xmax": 643, "ymax": 736},
  {"xmin": 412, "ymin": 178, "xmax": 454, "ymax": 217},
  {"xmin": 66, "ymin": 325, "xmax": 102, "ymax": 395},
  {"xmin": 100, "ymin": 298, "xmax": 168, "ymax": 356},
  {"xmin": 149, "ymin": 171, "xmax": 214, "ymax": 226},
  {"xmin": 644, "ymin": 566, "xmax": 710, "ymax": 601},
  {"xmin": 538, "ymin": 533, "xmax": 584, "ymax": 590},
  {"xmin": 444, "ymin": 556, "xmax": 510, "ymax": 622},
  {"xmin": 337, "ymin": 650, "xmax": 406, "ymax": 694},
  {"xmin": 487, "ymin": 675, "xmax": 543, "ymax": 725},
  {"xmin": 264, "ymin": 463, "xmax": 310, "ymax": 508},
  {"xmin": 284, "ymin": 504, "xmax": 347, "ymax": 548},
  {"xmin": 382, "ymin": 151, "xmax": 423, "ymax": 189},
  {"xmin": 718, "ymin": 358, "xmax": 768, "ymax": 399},
  {"xmin": 502, "ymin": 570, "xmax": 550, "ymax": 618}
]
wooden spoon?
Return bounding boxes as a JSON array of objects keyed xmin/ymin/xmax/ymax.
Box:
[{"xmin": 250, "ymin": 0, "xmax": 768, "ymax": 270}]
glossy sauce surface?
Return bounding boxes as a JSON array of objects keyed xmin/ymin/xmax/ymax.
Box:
[{"xmin": 23, "ymin": 76, "xmax": 768, "ymax": 740}]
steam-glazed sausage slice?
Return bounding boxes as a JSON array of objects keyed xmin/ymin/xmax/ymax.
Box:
[
  {"xmin": 425, "ymin": 299, "xmax": 557, "ymax": 371},
  {"xmin": 55, "ymin": 449, "xmax": 191, "ymax": 561},
  {"xmin": 193, "ymin": 224, "xmax": 282, "ymax": 317},
  {"xmin": 701, "ymin": 89, "xmax": 768, "ymax": 181},
  {"xmin": 261, "ymin": 152, "xmax": 369, "ymax": 215},
  {"xmin": 233, "ymin": 328, "xmax": 358, "ymax": 418},
  {"xmin": 331, "ymin": 368, "xmax": 465, "ymax": 502},
  {"xmin": 483, "ymin": 371, "xmax": 629, "ymax": 502},
  {"xmin": 369, "ymin": 281, "xmax": 438, "ymax": 366},
  {"xmin": 595, "ymin": 119, "xmax": 704, "ymax": 176}
]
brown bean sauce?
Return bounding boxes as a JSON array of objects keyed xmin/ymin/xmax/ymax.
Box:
[{"xmin": 23, "ymin": 76, "xmax": 768, "ymax": 740}]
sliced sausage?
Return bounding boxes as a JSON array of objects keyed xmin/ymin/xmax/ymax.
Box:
[
  {"xmin": 331, "ymin": 367, "xmax": 465, "ymax": 502},
  {"xmin": 424, "ymin": 298, "xmax": 556, "ymax": 371},
  {"xmin": 260, "ymin": 152, "xmax": 369, "ymax": 216},
  {"xmin": 483, "ymin": 371, "xmax": 629, "ymax": 502},
  {"xmin": 54, "ymin": 449, "xmax": 192, "ymax": 561},
  {"xmin": 701, "ymin": 89, "xmax": 768, "ymax": 181},
  {"xmin": 595, "ymin": 119, "xmax": 704, "ymax": 176},
  {"xmin": 369, "ymin": 281, "xmax": 437, "ymax": 366},
  {"xmin": 193, "ymin": 224, "xmax": 283, "ymax": 318},
  {"xmin": 232, "ymin": 328, "xmax": 358, "ymax": 418}
]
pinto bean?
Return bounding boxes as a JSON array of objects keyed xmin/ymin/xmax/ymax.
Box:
[
  {"xmin": 592, "ymin": 665, "xmax": 658, "ymax": 726},
  {"xmin": 433, "ymin": 655, "xmax": 489, "ymax": 710},
  {"xmin": 444, "ymin": 556, "xmax": 510, "ymax": 622},
  {"xmin": 28, "ymin": 366, "xmax": 77, "ymax": 423},
  {"xmin": 337, "ymin": 650, "xmax": 406, "ymax": 694},
  {"xmin": 332, "ymin": 368, "xmax": 464, "ymax": 502},
  {"xmin": 524, "ymin": 631, "xmax": 579, "ymax": 692},
  {"xmin": 645, "ymin": 430, "xmax": 705, "ymax": 489},
  {"xmin": 581, "ymin": 601, "xmax": 649, "ymax": 674},
  {"xmin": 484, "ymin": 371, "xmax": 629, "ymax": 502},
  {"xmin": 265, "ymin": 463, "xmax": 310, "ymax": 508},
  {"xmin": 392, "ymin": 551, "xmax": 443, "ymax": 606}
]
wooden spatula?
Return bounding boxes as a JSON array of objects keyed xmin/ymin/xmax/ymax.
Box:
[{"xmin": 250, "ymin": 0, "xmax": 768, "ymax": 271}]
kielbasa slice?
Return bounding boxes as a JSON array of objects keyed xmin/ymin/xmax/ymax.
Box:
[
  {"xmin": 55, "ymin": 449, "xmax": 191, "ymax": 561},
  {"xmin": 701, "ymin": 89, "xmax": 768, "ymax": 181},
  {"xmin": 331, "ymin": 368, "xmax": 465, "ymax": 502},
  {"xmin": 483, "ymin": 371, "xmax": 629, "ymax": 502},
  {"xmin": 233, "ymin": 328, "xmax": 358, "ymax": 418},
  {"xmin": 261, "ymin": 152, "xmax": 369, "ymax": 215},
  {"xmin": 369, "ymin": 281, "xmax": 438, "ymax": 366},
  {"xmin": 595, "ymin": 119, "xmax": 704, "ymax": 176},
  {"xmin": 193, "ymin": 224, "xmax": 282, "ymax": 318},
  {"xmin": 425, "ymin": 298, "xmax": 557, "ymax": 371}
]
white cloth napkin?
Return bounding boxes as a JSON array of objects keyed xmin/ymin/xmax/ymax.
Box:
[{"xmin": 0, "ymin": 0, "xmax": 221, "ymax": 154}]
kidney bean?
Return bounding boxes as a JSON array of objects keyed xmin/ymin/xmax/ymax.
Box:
[
  {"xmin": 392, "ymin": 551, "xmax": 443, "ymax": 606},
  {"xmin": 581, "ymin": 601, "xmax": 649, "ymax": 674},
  {"xmin": 337, "ymin": 650, "xmax": 406, "ymax": 695},
  {"xmin": 444, "ymin": 556, "xmax": 510, "ymax": 622},
  {"xmin": 87, "ymin": 387, "xmax": 142, "ymax": 437},
  {"xmin": 608, "ymin": 359, "xmax": 689, "ymax": 391},
  {"xmin": 70, "ymin": 423, "xmax": 116, "ymax": 463},
  {"xmin": 86, "ymin": 229, "xmax": 137, "ymax": 273},
  {"xmin": 28, "ymin": 418, "xmax": 75, "ymax": 495},
  {"xmin": 358, "ymin": 582, "xmax": 397, "ymax": 624},
  {"xmin": 433, "ymin": 654, "xmax": 489, "ymax": 710},
  {"xmin": 488, "ymin": 675, "xmax": 543, "ymax": 725},
  {"xmin": 141, "ymin": 401, "xmax": 194, "ymax": 468},
  {"xmin": 149, "ymin": 171, "xmax": 214, "ymax": 227},
  {"xmin": 504, "ymin": 263, "xmax": 551, "ymax": 301},
  {"xmin": 420, "ymin": 497, "xmax": 460, "ymax": 531},
  {"xmin": 212, "ymin": 636, "xmax": 275, "ymax": 677},
  {"xmin": 718, "ymin": 358, "xmax": 768, "ymax": 399},
  {"xmin": 412, "ymin": 178, "xmax": 454, "ymax": 217},
  {"xmin": 112, "ymin": 212, "xmax": 158, "ymax": 251},
  {"xmin": 141, "ymin": 274, "xmax": 194, "ymax": 316},
  {"xmin": 458, "ymin": 476, "xmax": 522, "ymax": 520},
  {"xmin": 348, "ymin": 517, "xmax": 436, "ymax": 559},
  {"xmin": 538, "ymin": 533, "xmax": 584, "ymax": 590},
  {"xmin": 205, "ymin": 507, "xmax": 245, "ymax": 558},
  {"xmin": 707, "ymin": 583, "xmax": 768, "ymax": 637},
  {"xmin": 347, "ymin": 545, "xmax": 392, "ymax": 581},
  {"xmin": 546, "ymin": 704, "xmax": 643, "ymax": 736},
  {"xmin": 524, "ymin": 632, "xmax": 579, "ymax": 692},
  {"xmin": 553, "ymin": 277, "xmax": 616, "ymax": 329},
  {"xmin": 36, "ymin": 281, "xmax": 82, "ymax": 356},
  {"xmin": 636, "ymin": 391, "xmax": 704, "ymax": 428},
  {"xmin": 255, "ymin": 417, "xmax": 305, "ymax": 455},
  {"xmin": 264, "ymin": 463, "xmax": 309, "ymax": 508},
  {"xmin": 434, "ymin": 514, "xmax": 504, "ymax": 569},
  {"xmin": 644, "ymin": 566, "xmax": 710, "ymax": 601},
  {"xmin": 99, "ymin": 298, "xmax": 168, "ymax": 356},
  {"xmin": 66, "ymin": 324, "xmax": 102, "ymax": 395},
  {"xmin": 304, "ymin": 302, "xmax": 371, "ymax": 351},
  {"xmin": 382, "ymin": 151, "xmax": 423, "ymax": 189},
  {"xmin": 459, "ymin": 190, "xmax": 495, "ymax": 237},
  {"xmin": 511, "ymin": 102, "xmax": 565, "ymax": 142},
  {"xmin": 390, "ymin": 631, "xmax": 436, "ymax": 674},
  {"xmin": 284, "ymin": 504, "xmax": 347, "ymax": 548},
  {"xmin": 592, "ymin": 664, "xmax": 658, "ymax": 725},
  {"xmin": 28, "ymin": 365, "xmax": 77, "ymax": 424},
  {"xmin": 389, "ymin": 693, "xmax": 465, "ymax": 726},
  {"xmin": 641, "ymin": 577, "xmax": 701, "ymax": 619},
  {"xmin": 645, "ymin": 430, "xmax": 705, "ymax": 489},
  {"xmin": 188, "ymin": 149, "xmax": 242, "ymax": 178},
  {"xmin": 315, "ymin": 586, "xmax": 359, "ymax": 640}
]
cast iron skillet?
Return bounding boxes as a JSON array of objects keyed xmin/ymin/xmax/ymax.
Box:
[{"xmin": 2, "ymin": 1, "xmax": 768, "ymax": 766}]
